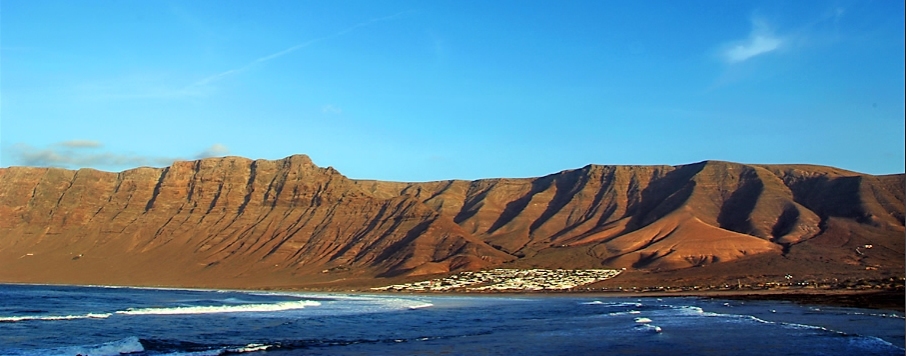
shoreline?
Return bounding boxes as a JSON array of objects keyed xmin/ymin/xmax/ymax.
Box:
[
  {"xmin": 354, "ymin": 288, "xmax": 906, "ymax": 312},
  {"xmin": 712, "ymin": 290, "xmax": 905, "ymax": 312},
  {"xmin": 3, "ymin": 282, "xmax": 902, "ymax": 312}
]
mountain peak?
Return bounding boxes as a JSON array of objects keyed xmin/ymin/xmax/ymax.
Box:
[{"xmin": 0, "ymin": 156, "xmax": 901, "ymax": 289}]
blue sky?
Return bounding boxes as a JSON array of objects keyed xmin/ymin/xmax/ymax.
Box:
[{"xmin": 2, "ymin": 1, "xmax": 903, "ymax": 181}]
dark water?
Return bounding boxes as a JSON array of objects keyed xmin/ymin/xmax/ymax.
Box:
[{"xmin": 0, "ymin": 284, "xmax": 902, "ymax": 355}]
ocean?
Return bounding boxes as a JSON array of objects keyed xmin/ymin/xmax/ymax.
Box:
[{"xmin": 0, "ymin": 284, "xmax": 902, "ymax": 355}]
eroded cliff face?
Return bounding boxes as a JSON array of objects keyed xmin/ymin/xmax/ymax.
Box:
[{"xmin": 0, "ymin": 155, "xmax": 902, "ymax": 288}]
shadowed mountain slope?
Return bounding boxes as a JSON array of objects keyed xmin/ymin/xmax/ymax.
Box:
[{"xmin": 0, "ymin": 155, "xmax": 902, "ymax": 288}]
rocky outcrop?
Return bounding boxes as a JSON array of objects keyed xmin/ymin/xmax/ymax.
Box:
[{"xmin": 0, "ymin": 155, "xmax": 902, "ymax": 288}]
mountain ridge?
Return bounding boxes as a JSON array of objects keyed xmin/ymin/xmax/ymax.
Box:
[{"xmin": 1, "ymin": 154, "xmax": 902, "ymax": 289}]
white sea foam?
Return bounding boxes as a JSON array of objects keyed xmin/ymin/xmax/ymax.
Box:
[
  {"xmin": 672, "ymin": 305, "xmax": 705, "ymax": 315},
  {"xmin": 670, "ymin": 304, "xmax": 861, "ymax": 337},
  {"xmin": 157, "ymin": 342, "xmax": 279, "ymax": 355},
  {"xmin": 159, "ymin": 350, "xmax": 223, "ymax": 356},
  {"xmin": 636, "ymin": 323, "xmax": 662, "ymax": 333},
  {"xmin": 674, "ymin": 304, "xmax": 777, "ymax": 325},
  {"xmin": 634, "ymin": 317, "xmax": 653, "ymax": 324},
  {"xmin": 252, "ymin": 293, "xmax": 440, "ymax": 315},
  {"xmin": 251, "ymin": 291, "xmax": 353, "ymax": 299},
  {"xmin": 116, "ymin": 300, "xmax": 320, "ymax": 315},
  {"xmin": 849, "ymin": 311, "xmax": 906, "ymax": 319},
  {"xmin": 0, "ymin": 299, "xmax": 321, "ymax": 322},
  {"xmin": 581, "ymin": 301, "xmax": 642, "ymax": 308},
  {"xmin": 360, "ymin": 296, "xmax": 436, "ymax": 311},
  {"xmin": 848, "ymin": 336, "xmax": 906, "ymax": 352},
  {"xmin": 11, "ymin": 336, "xmax": 145, "ymax": 356},
  {"xmin": 788, "ymin": 322, "xmax": 830, "ymax": 331},
  {"xmin": 0, "ymin": 312, "xmax": 111, "ymax": 323},
  {"xmin": 230, "ymin": 343, "xmax": 272, "ymax": 352},
  {"xmin": 605, "ymin": 309, "xmax": 643, "ymax": 316}
]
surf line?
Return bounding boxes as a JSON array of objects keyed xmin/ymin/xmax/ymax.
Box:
[
  {"xmin": 1, "ymin": 300, "xmax": 321, "ymax": 322},
  {"xmin": 0, "ymin": 313, "xmax": 111, "ymax": 322},
  {"xmin": 115, "ymin": 300, "xmax": 321, "ymax": 315}
]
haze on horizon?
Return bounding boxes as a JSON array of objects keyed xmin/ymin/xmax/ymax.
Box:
[{"xmin": 1, "ymin": 1, "xmax": 904, "ymax": 182}]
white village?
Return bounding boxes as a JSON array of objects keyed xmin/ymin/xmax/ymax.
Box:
[{"xmin": 372, "ymin": 268, "xmax": 624, "ymax": 292}]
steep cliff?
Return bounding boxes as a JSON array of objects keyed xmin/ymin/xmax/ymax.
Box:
[{"xmin": 0, "ymin": 155, "xmax": 902, "ymax": 288}]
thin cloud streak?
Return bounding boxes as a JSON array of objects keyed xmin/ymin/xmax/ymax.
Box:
[
  {"xmin": 725, "ymin": 35, "xmax": 781, "ymax": 63},
  {"xmin": 322, "ymin": 104, "xmax": 343, "ymax": 115},
  {"xmin": 186, "ymin": 11, "xmax": 413, "ymax": 90},
  {"xmin": 9, "ymin": 143, "xmax": 177, "ymax": 169},
  {"xmin": 73, "ymin": 11, "xmax": 412, "ymax": 101},
  {"xmin": 58, "ymin": 140, "xmax": 103, "ymax": 148},
  {"xmin": 194, "ymin": 143, "xmax": 230, "ymax": 159},
  {"xmin": 7, "ymin": 141, "xmax": 232, "ymax": 170},
  {"xmin": 722, "ymin": 18, "xmax": 783, "ymax": 63}
]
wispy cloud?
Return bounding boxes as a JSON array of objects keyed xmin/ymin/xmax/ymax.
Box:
[
  {"xmin": 75, "ymin": 11, "xmax": 412, "ymax": 101},
  {"xmin": 8, "ymin": 142, "xmax": 177, "ymax": 169},
  {"xmin": 184, "ymin": 11, "xmax": 413, "ymax": 91},
  {"xmin": 722, "ymin": 18, "xmax": 783, "ymax": 63},
  {"xmin": 194, "ymin": 143, "xmax": 230, "ymax": 159},
  {"xmin": 58, "ymin": 140, "xmax": 103, "ymax": 148},
  {"xmin": 321, "ymin": 104, "xmax": 343, "ymax": 115},
  {"xmin": 6, "ymin": 141, "xmax": 232, "ymax": 170}
]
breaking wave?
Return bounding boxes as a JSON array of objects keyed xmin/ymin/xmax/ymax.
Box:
[
  {"xmin": 115, "ymin": 300, "xmax": 321, "ymax": 315},
  {"xmin": 2, "ymin": 336, "xmax": 144, "ymax": 356},
  {"xmin": 0, "ymin": 313, "xmax": 111, "ymax": 323},
  {"xmin": 0, "ymin": 300, "xmax": 320, "ymax": 322}
]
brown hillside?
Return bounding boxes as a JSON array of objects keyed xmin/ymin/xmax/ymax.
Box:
[{"xmin": 0, "ymin": 156, "xmax": 902, "ymax": 289}]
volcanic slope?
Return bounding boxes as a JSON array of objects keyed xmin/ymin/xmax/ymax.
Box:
[{"xmin": 0, "ymin": 155, "xmax": 902, "ymax": 288}]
